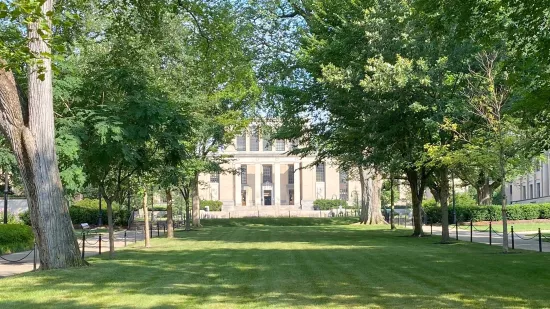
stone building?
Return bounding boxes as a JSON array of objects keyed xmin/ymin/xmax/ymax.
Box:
[{"xmin": 198, "ymin": 127, "xmax": 363, "ymax": 211}]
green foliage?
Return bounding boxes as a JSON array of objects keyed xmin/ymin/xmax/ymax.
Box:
[
  {"xmin": 0, "ymin": 224, "xmax": 34, "ymax": 254},
  {"xmin": 200, "ymin": 200, "xmax": 223, "ymax": 211},
  {"xmin": 313, "ymin": 199, "xmax": 348, "ymax": 210},
  {"xmin": 19, "ymin": 210, "xmax": 31, "ymax": 226},
  {"xmin": 425, "ymin": 202, "xmax": 550, "ymax": 223},
  {"xmin": 69, "ymin": 199, "xmax": 129, "ymax": 226},
  {"xmin": 0, "ymin": 212, "xmax": 18, "ymax": 224}
]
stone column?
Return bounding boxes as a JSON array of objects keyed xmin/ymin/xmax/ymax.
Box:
[
  {"xmin": 235, "ymin": 164, "xmax": 241, "ymax": 207},
  {"xmin": 294, "ymin": 162, "xmax": 301, "ymax": 207},
  {"xmin": 274, "ymin": 163, "xmax": 281, "ymax": 206},
  {"xmin": 245, "ymin": 131, "xmax": 250, "ymax": 152},
  {"xmin": 255, "ymin": 163, "xmax": 262, "ymax": 206}
]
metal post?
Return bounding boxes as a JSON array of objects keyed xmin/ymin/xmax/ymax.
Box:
[
  {"xmin": 489, "ymin": 222, "xmax": 493, "ymax": 246},
  {"xmin": 3, "ymin": 170, "xmax": 8, "ymax": 224},
  {"xmin": 150, "ymin": 223, "xmax": 153, "ymax": 238},
  {"xmin": 81, "ymin": 233, "xmax": 85, "ymax": 259},
  {"xmin": 539, "ymin": 228, "xmax": 542, "ymax": 252},
  {"xmin": 511, "ymin": 226, "xmax": 514, "ymax": 249},
  {"xmin": 452, "ymin": 173, "xmax": 457, "ymax": 229},
  {"xmin": 124, "ymin": 231, "xmax": 127, "ymax": 247},
  {"xmin": 99, "ymin": 234, "xmax": 102, "ymax": 255},
  {"xmin": 33, "ymin": 242, "xmax": 37, "ymax": 271},
  {"xmin": 157, "ymin": 222, "xmax": 160, "ymax": 237},
  {"xmin": 163, "ymin": 223, "xmax": 166, "ymax": 234},
  {"xmin": 470, "ymin": 220, "xmax": 473, "ymax": 242}
]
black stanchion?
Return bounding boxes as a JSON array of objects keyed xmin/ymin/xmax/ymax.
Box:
[
  {"xmin": 539, "ymin": 228, "xmax": 542, "ymax": 252},
  {"xmin": 81, "ymin": 233, "xmax": 86, "ymax": 259},
  {"xmin": 99, "ymin": 234, "xmax": 102, "ymax": 255},
  {"xmin": 33, "ymin": 242, "xmax": 37, "ymax": 271},
  {"xmin": 455, "ymin": 221, "xmax": 458, "ymax": 240},
  {"xmin": 150, "ymin": 224, "xmax": 153, "ymax": 238},
  {"xmin": 511, "ymin": 226, "xmax": 515, "ymax": 249},
  {"xmin": 124, "ymin": 231, "xmax": 127, "ymax": 247},
  {"xmin": 163, "ymin": 223, "xmax": 166, "ymax": 234},
  {"xmin": 470, "ymin": 220, "xmax": 473, "ymax": 243},
  {"xmin": 489, "ymin": 222, "xmax": 493, "ymax": 246},
  {"xmin": 157, "ymin": 222, "xmax": 160, "ymax": 237}
]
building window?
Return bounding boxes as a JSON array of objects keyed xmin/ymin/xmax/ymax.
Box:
[
  {"xmin": 288, "ymin": 165, "xmax": 294, "ymax": 184},
  {"xmin": 316, "ymin": 163, "xmax": 325, "ymax": 182},
  {"xmin": 522, "ymin": 186, "xmax": 526, "ymax": 199},
  {"xmin": 276, "ymin": 140, "xmax": 285, "ymax": 151},
  {"xmin": 530, "ymin": 184, "xmax": 534, "ymax": 199},
  {"xmin": 250, "ymin": 132, "xmax": 259, "ymax": 151},
  {"xmin": 241, "ymin": 165, "xmax": 247, "ymax": 185},
  {"xmin": 537, "ymin": 182, "xmax": 541, "ymax": 198},
  {"xmin": 210, "ymin": 172, "xmax": 219, "ymax": 183},
  {"xmin": 339, "ymin": 171, "xmax": 348, "ymax": 184},
  {"xmin": 263, "ymin": 165, "xmax": 272, "ymax": 184},
  {"xmin": 236, "ymin": 135, "xmax": 246, "ymax": 151},
  {"xmin": 339, "ymin": 170, "xmax": 348, "ymax": 200},
  {"xmin": 263, "ymin": 137, "xmax": 272, "ymax": 151},
  {"xmin": 340, "ymin": 189, "xmax": 348, "ymax": 201}
]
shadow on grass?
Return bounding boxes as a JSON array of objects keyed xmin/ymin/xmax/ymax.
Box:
[{"xmin": 1, "ymin": 226, "xmax": 550, "ymax": 308}]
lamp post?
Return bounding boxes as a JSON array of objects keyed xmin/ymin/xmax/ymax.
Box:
[
  {"xmin": 452, "ymin": 172, "xmax": 457, "ymax": 225},
  {"xmin": 3, "ymin": 170, "xmax": 8, "ymax": 224}
]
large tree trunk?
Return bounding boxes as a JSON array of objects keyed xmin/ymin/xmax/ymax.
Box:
[
  {"xmin": 367, "ymin": 172, "xmax": 385, "ymax": 224},
  {"xmin": 390, "ymin": 176, "xmax": 396, "ymax": 230},
  {"xmin": 166, "ymin": 189, "xmax": 174, "ymax": 238},
  {"xmin": 406, "ymin": 169, "xmax": 425, "ymax": 237},
  {"xmin": 478, "ymin": 178, "xmax": 493, "ymax": 205},
  {"xmin": 192, "ymin": 172, "xmax": 201, "ymax": 227},
  {"xmin": 0, "ymin": 0, "xmax": 84, "ymax": 269},
  {"xmin": 437, "ymin": 168, "xmax": 451, "ymax": 243},
  {"xmin": 359, "ymin": 167, "xmax": 368, "ymax": 224},
  {"xmin": 142, "ymin": 189, "xmax": 151, "ymax": 248}
]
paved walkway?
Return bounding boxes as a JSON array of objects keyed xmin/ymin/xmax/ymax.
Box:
[
  {"xmin": 419, "ymin": 224, "xmax": 550, "ymax": 252},
  {"xmin": 0, "ymin": 228, "xmax": 163, "ymax": 278}
]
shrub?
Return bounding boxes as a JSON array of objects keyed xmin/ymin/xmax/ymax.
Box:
[
  {"xmin": 313, "ymin": 199, "xmax": 348, "ymax": 210},
  {"xmin": 0, "ymin": 213, "xmax": 18, "ymax": 224},
  {"xmin": 539, "ymin": 203, "xmax": 550, "ymax": 219},
  {"xmin": 70, "ymin": 198, "xmax": 128, "ymax": 226},
  {"xmin": 19, "ymin": 210, "xmax": 31, "ymax": 226},
  {"xmin": 0, "ymin": 224, "xmax": 34, "ymax": 254},
  {"xmin": 200, "ymin": 200, "xmax": 223, "ymax": 211}
]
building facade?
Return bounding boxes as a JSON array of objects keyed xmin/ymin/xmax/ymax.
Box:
[
  {"xmin": 198, "ymin": 128, "xmax": 362, "ymax": 211},
  {"xmin": 507, "ymin": 152, "xmax": 550, "ymax": 204}
]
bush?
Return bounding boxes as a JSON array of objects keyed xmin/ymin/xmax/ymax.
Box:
[
  {"xmin": 539, "ymin": 203, "xmax": 550, "ymax": 219},
  {"xmin": 313, "ymin": 199, "xmax": 348, "ymax": 210},
  {"xmin": 200, "ymin": 200, "xmax": 223, "ymax": 211},
  {"xmin": 70, "ymin": 198, "xmax": 128, "ymax": 226},
  {"xmin": 0, "ymin": 212, "xmax": 18, "ymax": 224},
  {"xmin": 424, "ymin": 202, "xmax": 550, "ymax": 224},
  {"xmin": 19, "ymin": 210, "xmax": 31, "ymax": 226},
  {"xmin": 0, "ymin": 224, "xmax": 34, "ymax": 254}
]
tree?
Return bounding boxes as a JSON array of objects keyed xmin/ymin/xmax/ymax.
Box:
[{"xmin": 0, "ymin": 0, "xmax": 84, "ymax": 269}]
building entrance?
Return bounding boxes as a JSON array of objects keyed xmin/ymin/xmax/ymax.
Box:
[{"xmin": 263, "ymin": 190, "xmax": 272, "ymax": 206}]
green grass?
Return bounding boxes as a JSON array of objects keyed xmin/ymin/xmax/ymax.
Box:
[
  {"xmin": 201, "ymin": 216, "xmax": 359, "ymax": 227},
  {"xmin": 2, "ymin": 223, "xmax": 550, "ymax": 308},
  {"xmin": 463, "ymin": 222, "xmax": 550, "ymax": 232}
]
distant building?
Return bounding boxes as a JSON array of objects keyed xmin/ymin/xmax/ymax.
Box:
[
  {"xmin": 507, "ymin": 152, "xmax": 550, "ymax": 204},
  {"xmin": 198, "ymin": 126, "xmax": 362, "ymax": 211}
]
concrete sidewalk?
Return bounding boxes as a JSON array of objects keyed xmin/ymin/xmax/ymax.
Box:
[
  {"xmin": 420, "ymin": 224, "xmax": 550, "ymax": 252},
  {"xmin": 0, "ymin": 228, "xmax": 163, "ymax": 278}
]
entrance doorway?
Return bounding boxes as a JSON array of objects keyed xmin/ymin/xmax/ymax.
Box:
[
  {"xmin": 289, "ymin": 189, "xmax": 294, "ymax": 205},
  {"xmin": 241, "ymin": 190, "xmax": 247, "ymax": 206},
  {"xmin": 263, "ymin": 190, "xmax": 272, "ymax": 206}
]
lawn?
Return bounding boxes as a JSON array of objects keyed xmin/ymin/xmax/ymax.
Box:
[
  {"xmin": 2, "ymin": 220, "xmax": 550, "ymax": 308},
  {"xmin": 462, "ymin": 222, "xmax": 550, "ymax": 233}
]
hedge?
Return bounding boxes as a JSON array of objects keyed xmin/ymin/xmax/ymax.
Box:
[
  {"xmin": 313, "ymin": 199, "xmax": 348, "ymax": 210},
  {"xmin": 0, "ymin": 224, "xmax": 34, "ymax": 254},
  {"xmin": 200, "ymin": 200, "xmax": 223, "ymax": 211},
  {"xmin": 70, "ymin": 199, "xmax": 130, "ymax": 226},
  {"xmin": 424, "ymin": 202, "xmax": 550, "ymax": 223},
  {"xmin": 19, "ymin": 210, "xmax": 31, "ymax": 226}
]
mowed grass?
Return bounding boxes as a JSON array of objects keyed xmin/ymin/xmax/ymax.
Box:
[
  {"xmin": 2, "ymin": 220, "xmax": 550, "ymax": 308},
  {"xmin": 464, "ymin": 222, "xmax": 550, "ymax": 232}
]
